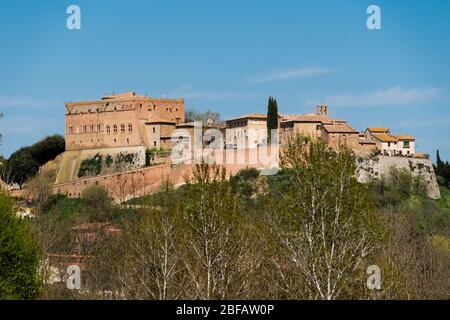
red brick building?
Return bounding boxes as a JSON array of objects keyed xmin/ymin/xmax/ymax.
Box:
[{"xmin": 65, "ymin": 92, "xmax": 185, "ymax": 151}]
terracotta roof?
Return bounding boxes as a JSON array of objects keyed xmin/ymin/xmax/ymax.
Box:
[
  {"xmin": 176, "ymin": 122, "xmax": 196, "ymax": 128},
  {"xmin": 282, "ymin": 115, "xmax": 347, "ymax": 125},
  {"xmin": 372, "ymin": 133, "xmax": 398, "ymax": 143},
  {"xmin": 226, "ymin": 113, "xmax": 267, "ymax": 122},
  {"xmin": 146, "ymin": 118, "xmax": 176, "ymax": 124},
  {"xmin": 176, "ymin": 122, "xmax": 222, "ymax": 128},
  {"xmin": 322, "ymin": 123, "xmax": 359, "ymax": 134},
  {"xmin": 367, "ymin": 127, "xmax": 390, "ymax": 133},
  {"xmin": 283, "ymin": 115, "xmax": 328, "ymax": 123},
  {"xmin": 394, "ymin": 135, "xmax": 415, "ymax": 141}
]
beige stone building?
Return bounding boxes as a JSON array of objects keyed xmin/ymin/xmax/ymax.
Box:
[
  {"xmin": 280, "ymin": 105, "xmax": 336, "ymax": 139},
  {"xmin": 280, "ymin": 105, "xmax": 362, "ymax": 151},
  {"xmin": 65, "ymin": 92, "xmax": 184, "ymax": 151},
  {"xmin": 225, "ymin": 113, "xmax": 268, "ymax": 149},
  {"xmin": 146, "ymin": 119, "xmax": 177, "ymax": 149},
  {"xmin": 321, "ymin": 122, "xmax": 360, "ymax": 150}
]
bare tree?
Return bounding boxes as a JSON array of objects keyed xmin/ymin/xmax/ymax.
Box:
[
  {"xmin": 271, "ymin": 134, "xmax": 386, "ymax": 299},
  {"xmin": 114, "ymin": 182, "xmax": 187, "ymax": 299},
  {"xmin": 0, "ymin": 158, "xmax": 14, "ymax": 190},
  {"xmin": 26, "ymin": 168, "xmax": 56, "ymax": 203},
  {"xmin": 108, "ymin": 171, "xmax": 147, "ymax": 204},
  {"xmin": 185, "ymin": 108, "xmax": 221, "ymax": 124},
  {"xmin": 181, "ymin": 162, "xmax": 260, "ymax": 299}
]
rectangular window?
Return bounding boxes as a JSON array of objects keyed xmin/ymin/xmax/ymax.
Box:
[{"xmin": 403, "ymin": 141, "xmax": 410, "ymax": 148}]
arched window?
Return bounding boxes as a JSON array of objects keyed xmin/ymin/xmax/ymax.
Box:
[
  {"xmin": 106, "ymin": 125, "xmax": 110, "ymax": 134},
  {"xmin": 121, "ymin": 124, "xmax": 125, "ymax": 133},
  {"xmin": 128, "ymin": 123, "xmax": 133, "ymax": 133},
  {"xmin": 83, "ymin": 125, "xmax": 87, "ymax": 133},
  {"xmin": 113, "ymin": 125, "xmax": 118, "ymax": 134},
  {"xmin": 90, "ymin": 124, "xmax": 94, "ymax": 132}
]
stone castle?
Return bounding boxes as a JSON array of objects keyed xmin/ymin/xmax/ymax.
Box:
[{"xmin": 65, "ymin": 91, "xmax": 185, "ymax": 151}]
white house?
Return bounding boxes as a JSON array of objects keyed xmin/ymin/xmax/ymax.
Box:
[
  {"xmin": 394, "ymin": 135, "xmax": 416, "ymax": 156},
  {"xmin": 365, "ymin": 127, "xmax": 415, "ymax": 156}
]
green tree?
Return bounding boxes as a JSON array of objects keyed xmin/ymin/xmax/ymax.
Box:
[
  {"xmin": 8, "ymin": 148, "xmax": 39, "ymax": 186},
  {"xmin": 0, "ymin": 192, "xmax": 41, "ymax": 299},
  {"xmin": 437, "ymin": 149, "xmax": 443, "ymax": 166},
  {"xmin": 29, "ymin": 135, "xmax": 65, "ymax": 166},
  {"xmin": 7, "ymin": 135, "xmax": 65, "ymax": 186},
  {"xmin": 266, "ymin": 97, "xmax": 278, "ymax": 144},
  {"xmin": 434, "ymin": 149, "xmax": 450, "ymax": 188}
]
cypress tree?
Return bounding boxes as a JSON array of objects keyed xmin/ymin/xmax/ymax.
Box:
[
  {"xmin": 267, "ymin": 97, "xmax": 278, "ymax": 144},
  {"xmin": 437, "ymin": 149, "xmax": 442, "ymax": 166}
]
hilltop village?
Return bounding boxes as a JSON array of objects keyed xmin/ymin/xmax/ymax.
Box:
[
  {"xmin": 7, "ymin": 91, "xmax": 438, "ymax": 201},
  {"xmin": 64, "ymin": 91, "xmax": 417, "ymax": 158},
  {"xmin": 33, "ymin": 90, "xmax": 435, "ymax": 199}
]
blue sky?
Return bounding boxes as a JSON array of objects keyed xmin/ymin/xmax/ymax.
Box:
[{"xmin": 0, "ymin": 0, "xmax": 449, "ymax": 160}]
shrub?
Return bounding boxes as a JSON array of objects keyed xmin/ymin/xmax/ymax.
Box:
[
  {"xmin": 81, "ymin": 184, "xmax": 112, "ymax": 220},
  {"xmin": 230, "ymin": 167, "xmax": 261, "ymax": 199},
  {"xmin": 105, "ymin": 155, "xmax": 113, "ymax": 168},
  {"xmin": 78, "ymin": 154, "xmax": 103, "ymax": 178}
]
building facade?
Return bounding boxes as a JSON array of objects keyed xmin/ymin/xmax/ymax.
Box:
[
  {"xmin": 364, "ymin": 128, "xmax": 416, "ymax": 156},
  {"xmin": 225, "ymin": 114, "xmax": 268, "ymax": 149},
  {"xmin": 65, "ymin": 92, "xmax": 185, "ymax": 151}
]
